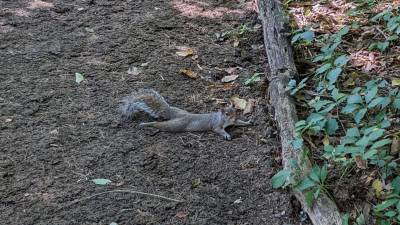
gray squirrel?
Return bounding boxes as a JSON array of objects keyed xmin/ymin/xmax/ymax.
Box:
[{"xmin": 118, "ymin": 89, "xmax": 252, "ymax": 140}]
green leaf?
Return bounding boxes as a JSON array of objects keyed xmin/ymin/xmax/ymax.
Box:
[
  {"xmin": 393, "ymin": 98, "xmax": 400, "ymax": 109},
  {"xmin": 356, "ymin": 214, "xmax": 366, "ymax": 225},
  {"xmin": 92, "ymin": 178, "xmax": 112, "ymax": 186},
  {"xmin": 315, "ymin": 63, "xmax": 332, "ymax": 75},
  {"xmin": 296, "ymin": 177, "xmax": 316, "ymax": 191},
  {"xmin": 305, "ymin": 190, "xmax": 315, "ymax": 207},
  {"xmin": 388, "ymin": 34, "xmax": 399, "ymax": 41},
  {"xmin": 368, "ymin": 97, "xmax": 384, "ymax": 108},
  {"xmin": 380, "ymin": 97, "xmax": 391, "ymax": 109},
  {"xmin": 75, "ymin": 73, "xmax": 85, "ymax": 84},
  {"xmin": 375, "ymin": 198, "xmax": 398, "ymax": 211},
  {"xmin": 338, "ymin": 26, "xmax": 350, "ymax": 36},
  {"xmin": 365, "ymin": 85, "xmax": 378, "ymax": 104},
  {"xmin": 325, "ymin": 118, "xmax": 338, "ymax": 135},
  {"xmin": 292, "ymin": 137, "xmax": 304, "ymax": 150},
  {"xmin": 342, "ymin": 104, "xmax": 359, "ymax": 114},
  {"xmin": 346, "ymin": 127, "xmax": 360, "ymax": 137},
  {"xmin": 309, "ymin": 166, "xmax": 321, "ymax": 183},
  {"xmin": 271, "ymin": 169, "xmax": 291, "ymax": 188},
  {"xmin": 244, "ymin": 73, "xmax": 262, "ymax": 86},
  {"xmin": 291, "ymin": 33, "xmax": 301, "ymax": 44},
  {"xmin": 363, "ymin": 149, "xmax": 377, "ymax": 159},
  {"xmin": 391, "ymin": 176, "xmax": 400, "ymax": 194},
  {"xmin": 348, "ymin": 94, "xmax": 363, "ymax": 104},
  {"xmin": 301, "ymin": 30, "xmax": 315, "ymax": 41},
  {"xmin": 369, "ymin": 129, "xmax": 385, "ymax": 141},
  {"xmin": 334, "ymin": 55, "xmax": 349, "ymax": 67},
  {"xmin": 313, "ymin": 55, "xmax": 324, "ymax": 62},
  {"xmin": 342, "ymin": 214, "xmax": 350, "ymax": 225},
  {"xmin": 384, "ymin": 210, "xmax": 397, "ymax": 217},
  {"xmin": 331, "ymin": 88, "xmax": 347, "ymax": 102},
  {"xmin": 371, "ymin": 10, "xmax": 389, "ymax": 22},
  {"xmin": 327, "ymin": 67, "xmax": 342, "ymax": 85},
  {"xmin": 354, "ymin": 108, "xmax": 367, "ymax": 124},
  {"xmin": 356, "ymin": 136, "xmax": 370, "ymax": 147},
  {"xmin": 310, "ymin": 99, "xmax": 332, "ymax": 111},
  {"xmin": 371, "ymin": 139, "xmax": 392, "ymax": 149}
]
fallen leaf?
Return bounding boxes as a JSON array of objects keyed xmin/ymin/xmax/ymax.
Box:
[
  {"xmin": 372, "ymin": 179, "xmax": 383, "ymax": 197},
  {"xmin": 221, "ymin": 75, "xmax": 239, "ymax": 83},
  {"xmin": 176, "ymin": 46, "xmax": 194, "ymax": 57},
  {"xmin": 127, "ymin": 66, "xmax": 141, "ymax": 76},
  {"xmin": 322, "ymin": 135, "xmax": 330, "ymax": 146},
  {"xmin": 75, "ymin": 73, "xmax": 84, "ymax": 84},
  {"xmin": 223, "ymin": 83, "xmax": 239, "ymax": 90},
  {"xmin": 179, "ymin": 69, "xmax": 198, "ymax": 79},
  {"xmin": 391, "ymin": 136, "xmax": 400, "ymax": 156},
  {"xmin": 49, "ymin": 129, "xmax": 58, "ymax": 135},
  {"xmin": 243, "ymin": 99, "xmax": 256, "ymax": 115},
  {"xmin": 233, "ymin": 198, "xmax": 243, "ymax": 204},
  {"xmin": 355, "ymin": 155, "xmax": 368, "ymax": 169},
  {"xmin": 5, "ymin": 118, "xmax": 12, "ymax": 122},
  {"xmin": 392, "ymin": 79, "xmax": 400, "ymax": 86},
  {"xmin": 192, "ymin": 178, "xmax": 201, "ymax": 188},
  {"xmin": 224, "ymin": 67, "xmax": 238, "ymax": 74},
  {"xmin": 231, "ymin": 96, "xmax": 247, "ymax": 110},
  {"xmin": 175, "ymin": 210, "xmax": 189, "ymax": 219},
  {"xmin": 85, "ymin": 27, "xmax": 94, "ymax": 33},
  {"xmin": 140, "ymin": 62, "xmax": 149, "ymax": 67},
  {"xmin": 233, "ymin": 39, "xmax": 240, "ymax": 47},
  {"xmin": 92, "ymin": 178, "xmax": 112, "ymax": 186}
]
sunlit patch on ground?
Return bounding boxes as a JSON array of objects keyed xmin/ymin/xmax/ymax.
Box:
[
  {"xmin": 27, "ymin": 0, "xmax": 54, "ymax": 9},
  {"xmin": 350, "ymin": 50, "xmax": 383, "ymax": 74},
  {"xmin": 170, "ymin": 0, "xmax": 256, "ymax": 19},
  {"xmin": 290, "ymin": 0, "xmax": 355, "ymax": 32},
  {"xmin": 3, "ymin": 8, "xmax": 31, "ymax": 17}
]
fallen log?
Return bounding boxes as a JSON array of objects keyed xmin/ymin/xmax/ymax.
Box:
[{"xmin": 257, "ymin": 0, "xmax": 342, "ymax": 224}]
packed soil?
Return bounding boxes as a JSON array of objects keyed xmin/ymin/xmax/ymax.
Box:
[{"xmin": 1, "ymin": 0, "xmax": 300, "ymax": 224}]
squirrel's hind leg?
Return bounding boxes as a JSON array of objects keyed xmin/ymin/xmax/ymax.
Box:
[{"xmin": 139, "ymin": 119, "xmax": 185, "ymax": 132}]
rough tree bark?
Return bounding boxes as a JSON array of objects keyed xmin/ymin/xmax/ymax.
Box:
[{"xmin": 257, "ymin": 0, "xmax": 343, "ymax": 224}]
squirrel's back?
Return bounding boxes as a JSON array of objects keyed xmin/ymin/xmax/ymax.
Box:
[{"xmin": 118, "ymin": 89, "xmax": 171, "ymax": 120}]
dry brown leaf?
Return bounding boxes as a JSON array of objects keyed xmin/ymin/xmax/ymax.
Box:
[
  {"xmin": 231, "ymin": 96, "xmax": 247, "ymax": 110},
  {"xmin": 175, "ymin": 210, "xmax": 189, "ymax": 219},
  {"xmin": 224, "ymin": 67, "xmax": 238, "ymax": 74},
  {"xmin": 322, "ymin": 135, "xmax": 330, "ymax": 146},
  {"xmin": 180, "ymin": 69, "xmax": 198, "ymax": 79},
  {"xmin": 223, "ymin": 83, "xmax": 239, "ymax": 90},
  {"xmin": 221, "ymin": 75, "xmax": 239, "ymax": 83},
  {"xmin": 243, "ymin": 99, "xmax": 256, "ymax": 115},
  {"xmin": 233, "ymin": 39, "xmax": 240, "ymax": 47},
  {"xmin": 355, "ymin": 155, "xmax": 368, "ymax": 169},
  {"xmin": 391, "ymin": 136, "xmax": 400, "ymax": 156},
  {"xmin": 176, "ymin": 46, "xmax": 194, "ymax": 57},
  {"xmin": 127, "ymin": 66, "xmax": 141, "ymax": 76}
]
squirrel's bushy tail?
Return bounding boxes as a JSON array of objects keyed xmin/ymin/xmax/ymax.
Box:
[{"xmin": 118, "ymin": 89, "xmax": 170, "ymax": 120}]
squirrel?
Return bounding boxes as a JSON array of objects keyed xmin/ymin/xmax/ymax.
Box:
[{"xmin": 118, "ymin": 89, "xmax": 252, "ymax": 140}]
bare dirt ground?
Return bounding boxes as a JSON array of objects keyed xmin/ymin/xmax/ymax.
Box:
[{"xmin": 0, "ymin": 0, "xmax": 299, "ymax": 224}]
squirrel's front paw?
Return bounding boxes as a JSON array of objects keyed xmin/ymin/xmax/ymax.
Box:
[{"xmin": 223, "ymin": 134, "xmax": 232, "ymax": 141}]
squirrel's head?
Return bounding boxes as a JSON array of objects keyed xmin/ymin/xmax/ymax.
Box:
[{"xmin": 220, "ymin": 105, "xmax": 240, "ymax": 128}]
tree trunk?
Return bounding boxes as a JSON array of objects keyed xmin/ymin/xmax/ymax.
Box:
[{"xmin": 257, "ymin": 0, "xmax": 342, "ymax": 224}]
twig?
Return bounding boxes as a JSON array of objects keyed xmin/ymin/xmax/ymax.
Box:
[
  {"xmin": 56, "ymin": 189, "xmax": 183, "ymax": 212},
  {"xmin": 375, "ymin": 27, "xmax": 388, "ymax": 39}
]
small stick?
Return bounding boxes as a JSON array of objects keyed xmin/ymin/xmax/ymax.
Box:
[{"xmin": 56, "ymin": 189, "xmax": 183, "ymax": 212}]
